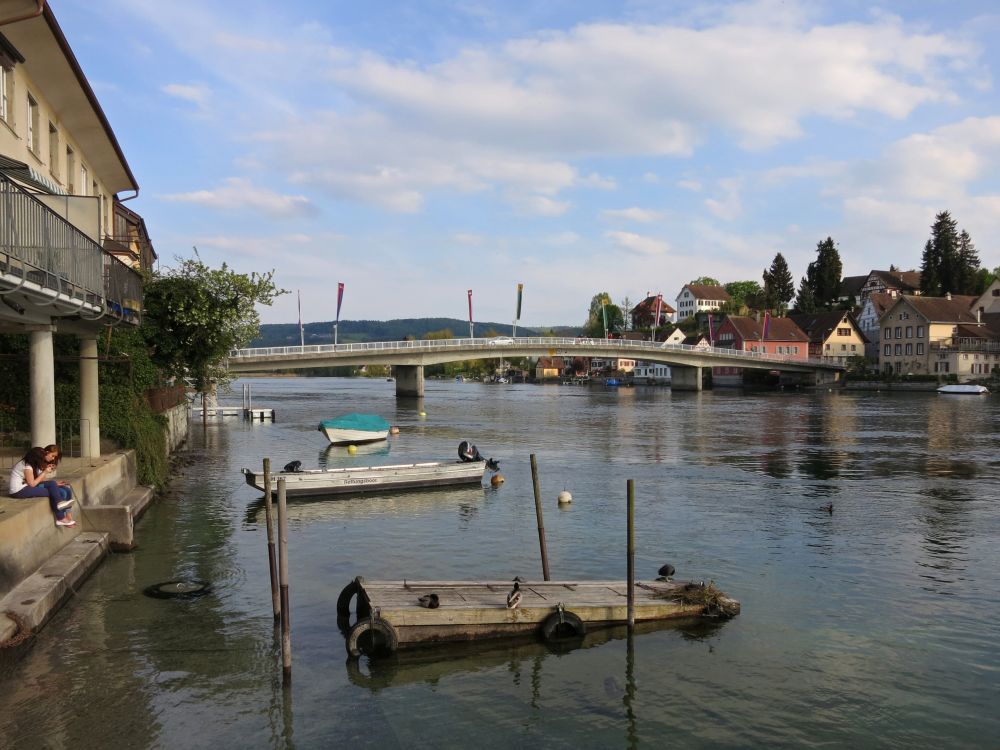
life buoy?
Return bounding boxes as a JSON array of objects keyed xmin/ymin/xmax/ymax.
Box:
[
  {"xmin": 143, "ymin": 580, "xmax": 211, "ymax": 600},
  {"xmin": 540, "ymin": 609, "xmax": 585, "ymax": 642},
  {"xmin": 337, "ymin": 578, "xmax": 361, "ymax": 618},
  {"xmin": 346, "ymin": 616, "xmax": 399, "ymax": 658}
]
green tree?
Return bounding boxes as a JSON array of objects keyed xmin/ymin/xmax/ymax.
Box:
[
  {"xmin": 723, "ymin": 280, "xmax": 764, "ymax": 311},
  {"xmin": 423, "ymin": 329, "xmax": 454, "ymax": 340},
  {"xmin": 793, "ymin": 275, "xmax": 818, "ymax": 313},
  {"xmin": 763, "ymin": 252, "xmax": 795, "ymax": 311},
  {"xmin": 142, "ymin": 253, "xmax": 285, "ymax": 399},
  {"xmin": 921, "ymin": 211, "xmax": 966, "ymax": 295},
  {"xmin": 806, "ymin": 237, "xmax": 843, "ymax": 308},
  {"xmin": 689, "ymin": 276, "xmax": 720, "ymax": 287},
  {"xmin": 956, "ymin": 229, "xmax": 981, "ymax": 295},
  {"xmin": 584, "ymin": 292, "xmax": 623, "ymax": 337}
]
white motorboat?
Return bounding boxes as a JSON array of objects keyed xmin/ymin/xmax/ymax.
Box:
[
  {"xmin": 937, "ymin": 384, "xmax": 990, "ymax": 395},
  {"xmin": 242, "ymin": 460, "xmax": 491, "ymax": 497}
]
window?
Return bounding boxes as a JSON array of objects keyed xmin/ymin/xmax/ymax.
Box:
[
  {"xmin": 884, "ymin": 327, "xmax": 892, "ymax": 340},
  {"xmin": 841, "ymin": 344, "xmax": 847, "ymax": 351},
  {"xmin": 27, "ymin": 92, "xmax": 39, "ymax": 153},
  {"xmin": 0, "ymin": 65, "xmax": 12, "ymax": 124},
  {"xmin": 884, "ymin": 344, "xmax": 891, "ymax": 356},
  {"xmin": 895, "ymin": 326, "xmax": 902, "ymax": 339},
  {"xmin": 895, "ymin": 344, "xmax": 902, "ymax": 355},
  {"xmin": 825, "ymin": 343, "xmax": 831, "ymax": 350},
  {"xmin": 850, "ymin": 344, "xmax": 856, "ymax": 352},
  {"xmin": 794, "ymin": 346, "xmax": 799, "ymax": 354},
  {"xmin": 48, "ymin": 122, "xmax": 58, "ymax": 174},
  {"xmin": 905, "ymin": 326, "xmax": 912, "ymax": 338},
  {"xmin": 837, "ymin": 327, "xmax": 851, "ymax": 336},
  {"xmin": 79, "ymin": 165, "xmax": 88, "ymax": 195},
  {"xmin": 916, "ymin": 325, "xmax": 924, "ymax": 338},
  {"xmin": 66, "ymin": 147, "xmax": 75, "ymax": 193},
  {"xmin": 905, "ymin": 343, "xmax": 912, "ymax": 355}
]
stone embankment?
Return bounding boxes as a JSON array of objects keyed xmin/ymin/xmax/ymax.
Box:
[{"xmin": 0, "ymin": 403, "xmax": 188, "ymax": 647}]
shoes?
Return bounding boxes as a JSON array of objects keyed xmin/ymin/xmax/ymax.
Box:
[
  {"xmin": 57, "ymin": 499, "xmax": 75, "ymax": 511},
  {"xmin": 55, "ymin": 518, "xmax": 76, "ymax": 527}
]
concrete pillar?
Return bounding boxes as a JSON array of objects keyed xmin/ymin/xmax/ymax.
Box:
[
  {"xmin": 395, "ymin": 365, "xmax": 425, "ymax": 397},
  {"xmin": 671, "ymin": 365, "xmax": 703, "ymax": 391},
  {"xmin": 79, "ymin": 335, "xmax": 101, "ymax": 458},
  {"xmin": 29, "ymin": 327, "xmax": 56, "ymax": 446}
]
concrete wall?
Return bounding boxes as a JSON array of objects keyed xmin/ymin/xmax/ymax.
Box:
[{"xmin": 162, "ymin": 402, "xmax": 189, "ymax": 454}]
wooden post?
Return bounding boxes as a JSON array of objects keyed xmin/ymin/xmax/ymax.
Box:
[
  {"xmin": 530, "ymin": 454, "xmax": 551, "ymax": 581},
  {"xmin": 277, "ymin": 477, "xmax": 291, "ymax": 683},
  {"xmin": 627, "ymin": 478, "xmax": 635, "ymax": 629},
  {"xmin": 263, "ymin": 458, "xmax": 280, "ymax": 621}
]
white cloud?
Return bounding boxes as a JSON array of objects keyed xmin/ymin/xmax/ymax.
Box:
[
  {"xmin": 602, "ymin": 207, "xmax": 663, "ymax": 223},
  {"xmin": 677, "ymin": 179, "xmax": 702, "ymax": 192},
  {"xmin": 163, "ymin": 177, "xmax": 318, "ymax": 218},
  {"xmin": 605, "ymin": 230, "xmax": 670, "ymax": 256},
  {"xmin": 162, "ymin": 82, "xmax": 211, "ymax": 107},
  {"xmin": 704, "ymin": 178, "xmax": 744, "ymax": 221},
  {"xmin": 512, "ymin": 194, "xmax": 571, "ymax": 216}
]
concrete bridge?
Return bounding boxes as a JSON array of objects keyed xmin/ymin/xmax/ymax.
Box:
[{"xmin": 228, "ymin": 336, "xmax": 845, "ymax": 396}]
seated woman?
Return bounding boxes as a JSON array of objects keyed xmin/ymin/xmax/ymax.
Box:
[
  {"xmin": 42, "ymin": 444, "xmax": 74, "ymax": 504},
  {"xmin": 8, "ymin": 446, "xmax": 75, "ymax": 527}
]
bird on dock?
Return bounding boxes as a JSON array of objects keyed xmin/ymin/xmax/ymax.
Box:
[
  {"xmin": 506, "ymin": 581, "xmax": 522, "ymax": 609},
  {"xmin": 283, "ymin": 460, "xmax": 302, "ymax": 473},
  {"xmin": 417, "ymin": 593, "xmax": 439, "ymax": 609},
  {"xmin": 820, "ymin": 503, "xmax": 833, "ymax": 515},
  {"xmin": 657, "ymin": 563, "xmax": 676, "ymax": 581}
]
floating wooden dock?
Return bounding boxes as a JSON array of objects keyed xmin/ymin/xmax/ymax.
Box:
[
  {"xmin": 337, "ymin": 577, "xmax": 739, "ymax": 657},
  {"xmin": 189, "ymin": 406, "xmax": 275, "ymax": 421}
]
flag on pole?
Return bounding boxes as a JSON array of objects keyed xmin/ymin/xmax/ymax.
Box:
[
  {"xmin": 654, "ymin": 294, "xmax": 663, "ymax": 329},
  {"xmin": 516, "ymin": 283, "xmax": 523, "ymax": 320},
  {"xmin": 707, "ymin": 313, "xmax": 715, "ymax": 345},
  {"xmin": 762, "ymin": 311, "xmax": 771, "ymax": 340},
  {"xmin": 336, "ymin": 282, "xmax": 345, "ymax": 322}
]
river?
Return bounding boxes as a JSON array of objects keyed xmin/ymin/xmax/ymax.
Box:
[{"xmin": 1, "ymin": 377, "xmax": 998, "ymax": 749}]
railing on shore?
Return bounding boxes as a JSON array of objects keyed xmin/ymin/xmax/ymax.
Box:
[{"xmin": 229, "ymin": 336, "xmax": 843, "ymax": 369}]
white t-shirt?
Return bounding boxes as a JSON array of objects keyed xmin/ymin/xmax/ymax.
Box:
[{"xmin": 8, "ymin": 459, "xmax": 27, "ymax": 495}]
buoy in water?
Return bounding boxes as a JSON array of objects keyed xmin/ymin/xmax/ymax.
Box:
[
  {"xmin": 557, "ymin": 490, "xmax": 572, "ymax": 504},
  {"xmin": 389, "ymin": 426, "xmax": 400, "ymax": 435},
  {"xmin": 419, "ymin": 411, "xmax": 427, "ymax": 417},
  {"xmin": 347, "ymin": 444, "xmax": 357, "ymax": 454},
  {"xmin": 490, "ymin": 474, "xmax": 504, "ymax": 487}
]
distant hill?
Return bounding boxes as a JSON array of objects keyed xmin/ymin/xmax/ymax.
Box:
[{"xmin": 250, "ymin": 318, "xmax": 581, "ymax": 348}]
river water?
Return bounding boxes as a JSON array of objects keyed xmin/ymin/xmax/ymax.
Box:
[{"xmin": 1, "ymin": 378, "xmax": 998, "ymax": 749}]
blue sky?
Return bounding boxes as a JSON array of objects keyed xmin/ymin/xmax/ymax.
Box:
[{"xmin": 54, "ymin": 0, "xmax": 1000, "ymax": 327}]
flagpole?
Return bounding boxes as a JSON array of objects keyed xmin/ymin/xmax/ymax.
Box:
[
  {"xmin": 468, "ymin": 289, "xmax": 474, "ymax": 339},
  {"xmin": 513, "ymin": 283, "xmax": 523, "ymax": 337},
  {"xmin": 298, "ymin": 290, "xmax": 304, "ymax": 348},
  {"xmin": 334, "ymin": 282, "xmax": 345, "ymax": 348}
]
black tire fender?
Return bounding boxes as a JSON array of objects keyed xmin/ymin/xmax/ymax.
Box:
[
  {"xmin": 337, "ymin": 579, "xmax": 361, "ymax": 618},
  {"xmin": 540, "ymin": 609, "xmax": 585, "ymax": 642},
  {"xmin": 346, "ymin": 616, "xmax": 399, "ymax": 658}
]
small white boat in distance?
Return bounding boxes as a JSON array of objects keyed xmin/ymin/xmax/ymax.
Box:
[
  {"xmin": 318, "ymin": 413, "xmax": 391, "ymax": 444},
  {"xmin": 937, "ymin": 384, "xmax": 990, "ymax": 395},
  {"xmin": 242, "ymin": 460, "xmax": 489, "ymax": 497}
]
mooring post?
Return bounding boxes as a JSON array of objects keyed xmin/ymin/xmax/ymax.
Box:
[
  {"xmin": 263, "ymin": 458, "xmax": 280, "ymax": 621},
  {"xmin": 247, "ymin": 383, "xmax": 253, "ymax": 420},
  {"xmin": 627, "ymin": 478, "xmax": 635, "ymax": 629},
  {"xmin": 530, "ymin": 453, "xmax": 551, "ymax": 581},
  {"xmin": 277, "ymin": 476, "xmax": 292, "ymax": 683}
]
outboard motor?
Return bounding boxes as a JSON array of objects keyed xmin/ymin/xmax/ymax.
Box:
[
  {"xmin": 458, "ymin": 440, "xmax": 482, "ymax": 462},
  {"xmin": 458, "ymin": 441, "xmax": 500, "ymax": 472}
]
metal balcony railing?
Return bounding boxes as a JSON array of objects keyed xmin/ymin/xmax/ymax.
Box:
[
  {"xmin": 930, "ymin": 338, "xmax": 1000, "ymax": 353},
  {"xmin": 0, "ymin": 173, "xmax": 143, "ymax": 322}
]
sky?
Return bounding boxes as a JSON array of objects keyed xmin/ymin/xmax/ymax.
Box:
[{"xmin": 52, "ymin": 0, "xmax": 1000, "ymax": 327}]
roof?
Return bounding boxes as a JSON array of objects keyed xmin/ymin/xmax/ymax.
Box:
[
  {"xmin": 682, "ymin": 284, "xmax": 731, "ymax": 302},
  {"xmin": 868, "ymin": 270, "xmax": 921, "ymax": 292},
  {"xmin": 682, "ymin": 334, "xmax": 708, "ymax": 346},
  {"xmin": 788, "ymin": 311, "xmax": 859, "ymax": 344},
  {"xmin": 631, "ymin": 295, "xmax": 676, "ymax": 315},
  {"xmin": 890, "ymin": 294, "xmax": 979, "ymax": 324},
  {"xmin": 865, "ymin": 292, "xmax": 897, "ymax": 317},
  {"xmin": 839, "ymin": 275, "xmax": 867, "ymax": 297},
  {"xmin": 982, "ymin": 313, "xmax": 1000, "ymax": 338},
  {"xmin": 536, "ymin": 357, "xmax": 566, "ymax": 369},
  {"xmin": 724, "ymin": 315, "xmax": 809, "ymax": 343}
]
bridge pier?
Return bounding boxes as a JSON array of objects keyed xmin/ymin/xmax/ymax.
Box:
[
  {"xmin": 670, "ymin": 365, "xmax": 703, "ymax": 392},
  {"xmin": 395, "ymin": 365, "xmax": 424, "ymax": 397}
]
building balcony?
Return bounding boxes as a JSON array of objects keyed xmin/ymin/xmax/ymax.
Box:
[
  {"xmin": 0, "ymin": 173, "xmax": 142, "ymax": 325},
  {"xmin": 930, "ymin": 338, "xmax": 1000, "ymax": 353}
]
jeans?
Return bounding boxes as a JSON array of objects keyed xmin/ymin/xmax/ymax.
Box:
[{"xmin": 10, "ymin": 480, "xmax": 69, "ymax": 520}]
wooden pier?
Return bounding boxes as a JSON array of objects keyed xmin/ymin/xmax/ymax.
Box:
[
  {"xmin": 189, "ymin": 406, "xmax": 275, "ymax": 421},
  {"xmin": 337, "ymin": 577, "xmax": 739, "ymax": 657}
]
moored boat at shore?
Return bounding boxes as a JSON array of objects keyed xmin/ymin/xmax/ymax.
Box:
[
  {"xmin": 318, "ymin": 413, "xmax": 391, "ymax": 444},
  {"xmin": 937, "ymin": 384, "xmax": 990, "ymax": 395},
  {"xmin": 242, "ymin": 459, "xmax": 489, "ymax": 497}
]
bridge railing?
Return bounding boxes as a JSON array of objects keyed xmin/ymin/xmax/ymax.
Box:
[{"xmin": 230, "ymin": 336, "xmax": 841, "ymax": 369}]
